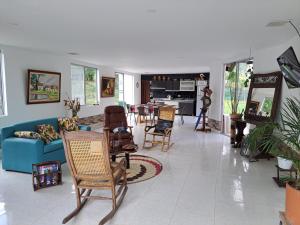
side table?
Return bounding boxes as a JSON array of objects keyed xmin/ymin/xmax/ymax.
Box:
[{"xmin": 122, "ymin": 144, "xmax": 138, "ymax": 169}]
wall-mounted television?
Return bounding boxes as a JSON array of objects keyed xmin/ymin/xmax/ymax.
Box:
[{"xmin": 277, "ymin": 46, "xmax": 300, "ymax": 89}]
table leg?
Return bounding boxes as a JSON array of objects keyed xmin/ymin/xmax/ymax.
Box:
[
  {"xmin": 112, "ymin": 154, "xmax": 116, "ymax": 162},
  {"xmin": 125, "ymin": 153, "xmax": 130, "ymax": 169}
]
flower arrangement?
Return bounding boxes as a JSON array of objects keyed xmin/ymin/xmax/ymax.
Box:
[{"xmin": 64, "ymin": 97, "xmax": 80, "ymax": 117}]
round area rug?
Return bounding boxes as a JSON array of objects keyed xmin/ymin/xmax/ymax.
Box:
[{"xmin": 118, "ymin": 155, "xmax": 163, "ymax": 184}]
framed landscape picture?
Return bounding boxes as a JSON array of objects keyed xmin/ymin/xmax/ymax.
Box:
[
  {"xmin": 101, "ymin": 77, "xmax": 115, "ymax": 97},
  {"xmin": 27, "ymin": 69, "xmax": 61, "ymax": 104}
]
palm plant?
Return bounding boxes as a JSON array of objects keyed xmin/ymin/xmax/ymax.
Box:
[{"xmin": 245, "ymin": 97, "xmax": 300, "ymax": 188}]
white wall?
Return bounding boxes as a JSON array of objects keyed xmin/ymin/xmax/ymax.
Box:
[
  {"xmin": 0, "ymin": 44, "xmax": 141, "ymax": 127},
  {"xmin": 253, "ymin": 36, "xmax": 300, "ymax": 100}
]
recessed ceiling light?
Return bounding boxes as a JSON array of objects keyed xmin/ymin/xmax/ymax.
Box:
[
  {"xmin": 68, "ymin": 52, "xmax": 80, "ymax": 56},
  {"xmin": 266, "ymin": 21, "xmax": 289, "ymax": 27},
  {"xmin": 146, "ymin": 9, "xmax": 157, "ymax": 13}
]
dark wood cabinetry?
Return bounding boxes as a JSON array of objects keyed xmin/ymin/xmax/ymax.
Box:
[
  {"xmin": 179, "ymin": 102, "xmax": 195, "ymax": 116},
  {"xmin": 141, "ymin": 80, "xmax": 150, "ymax": 104}
]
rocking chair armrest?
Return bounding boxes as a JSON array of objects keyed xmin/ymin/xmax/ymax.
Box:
[
  {"xmin": 145, "ymin": 125, "xmax": 155, "ymax": 132},
  {"xmin": 128, "ymin": 126, "xmax": 133, "ymax": 134},
  {"xmin": 164, "ymin": 128, "xmax": 173, "ymax": 135},
  {"xmin": 115, "ymin": 158, "xmax": 127, "ymax": 171}
]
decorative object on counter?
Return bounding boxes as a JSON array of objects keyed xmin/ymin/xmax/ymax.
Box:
[
  {"xmin": 32, "ymin": 161, "xmax": 62, "ymax": 191},
  {"xmin": 61, "ymin": 130, "xmax": 127, "ymax": 225},
  {"xmin": 27, "ymin": 69, "xmax": 61, "ymax": 104},
  {"xmin": 64, "ymin": 97, "xmax": 80, "ymax": 117},
  {"xmin": 157, "ymin": 76, "xmax": 161, "ymax": 80},
  {"xmin": 143, "ymin": 106, "xmax": 176, "ymax": 151},
  {"xmin": 195, "ymin": 86, "xmax": 212, "ymax": 132},
  {"xmin": 153, "ymin": 76, "xmax": 157, "ymax": 80},
  {"xmin": 162, "ymin": 76, "xmax": 166, "ymax": 81},
  {"xmin": 101, "ymin": 76, "xmax": 115, "ymax": 97}
]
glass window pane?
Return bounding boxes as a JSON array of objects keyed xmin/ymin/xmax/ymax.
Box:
[
  {"xmin": 71, "ymin": 65, "xmax": 85, "ymax": 105},
  {"xmin": 84, "ymin": 67, "xmax": 97, "ymax": 105},
  {"xmin": 0, "ymin": 52, "xmax": 6, "ymax": 116},
  {"xmin": 124, "ymin": 74, "xmax": 134, "ymax": 105}
]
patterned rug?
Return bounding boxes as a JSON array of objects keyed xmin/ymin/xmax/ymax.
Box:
[{"xmin": 118, "ymin": 155, "xmax": 163, "ymax": 184}]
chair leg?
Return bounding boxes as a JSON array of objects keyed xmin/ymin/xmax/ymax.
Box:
[
  {"xmin": 161, "ymin": 136, "xmax": 166, "ymax": 151},
  {"xmin": 98, "ymin": 182, "xmax": 128, "ymax": 225},
  {"xmin": 62, "ymin": 189, "xmax": 92, "ymax": 224}
]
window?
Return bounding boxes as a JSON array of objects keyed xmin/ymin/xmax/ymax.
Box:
[
  {"xmin": 71, "ymin": 64, "xmax": 99, "ymax": 105},
  {"xmin": 0, "ymin": 50, "xmax": 7, "ymax": 116},
  {"xmin": 115, "ymin": 73, "xmax": 134, "ymax": 105}
]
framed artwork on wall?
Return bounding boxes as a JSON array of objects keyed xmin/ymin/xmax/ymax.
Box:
[
  {"xmin": 27, "ymin": 69, "xmax": 61, "ymax": 104},
  {"xmin": 101, "ymin": 77, "xmax": 115, "ymax": 97}
]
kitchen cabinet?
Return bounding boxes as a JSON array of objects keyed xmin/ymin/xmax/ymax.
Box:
[
  {"xmin": 141, "ymin": 80, "xmax": 150, "ymax": 104},
  {"xmin": 151, "ymin": 80, "xmax": 166, "ymax": 89},
  {"xmin": 179, "ymin": 101, "xmax": 195, "ymax": 116}
]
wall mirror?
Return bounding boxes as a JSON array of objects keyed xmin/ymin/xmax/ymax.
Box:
[{"xmin": 244, "ymin": 72, "xmax": 282, "ymax": 124}]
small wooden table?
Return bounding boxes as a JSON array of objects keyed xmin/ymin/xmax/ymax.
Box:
[{"xmin": 122, "ymin": 144, "xmax": 138, "ymax": 169}]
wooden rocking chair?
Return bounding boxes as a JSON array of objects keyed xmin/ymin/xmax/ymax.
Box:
[
  {"xmin": 143, "ymin": 106, "xmax": 176, "ymax": 151},
  {"xmin": 61, "ymin": 130, "xmax": 127, "ymax": 225}
]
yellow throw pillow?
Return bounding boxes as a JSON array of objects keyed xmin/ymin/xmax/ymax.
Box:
[
  {"xmin": 14, "ymin": 131, "xmax": 41, "ymax": 140},
  {"xmin": 37, "ymin": 124, "xmax": 60, "ymax": 144},
  {"xmin": 58, "ymin": 117, "xmax": 79, "ymax": 131}
]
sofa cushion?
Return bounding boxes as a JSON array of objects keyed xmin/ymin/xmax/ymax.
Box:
[
  {"xmin": 58, "ymin": 117, "xmax": 79, "ymax": 131},
  {"xmin": 37, "ymin": 124, "xmax": 60, "ymax": 144},
  {"xmin": 44, "ymin": 139, "xmax": 63, "ymax": 154},
  {"xmin": 14, "ymin": 131, "xmax": 41, "ymax": 140}
]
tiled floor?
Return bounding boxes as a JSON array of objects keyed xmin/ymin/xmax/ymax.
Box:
[{"xmin": 0, "ymin": 117, "xmax": 285, "ymax": 225}]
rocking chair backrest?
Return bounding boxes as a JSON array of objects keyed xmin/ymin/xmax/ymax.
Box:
[
  {"xmin": 158, "ymin": 106, "xmax": 176, "ymax": 122},
  {"xmin": 105, "ymin": 105, "xmax": 128, "ymax": 131},
  {"xmin": 61, "ymin": 131, "xmax": 113, "ymax": 181}
]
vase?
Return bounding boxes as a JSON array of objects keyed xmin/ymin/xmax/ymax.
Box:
[
  {"xmin": 229, "ymin": 113, "xmax": 241, "ymax": 144},
  {"xmin": 72, "ymin": 111, "xmax": 78, "ymax": 117},
  {"xmin": 286, "ymin": 183, "xmax": 300, "ymax": 225}
]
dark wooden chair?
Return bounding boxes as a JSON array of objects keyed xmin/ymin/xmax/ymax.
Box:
[
  {"xmin": 61, "ymin": 130, "xmax": 127, "ymax": 225},
  {"xmin": 126, "ymin": 104, "xmax": 137, "ymax": 125},
  {"xmin": 137, "ymin": 105, "xmax": 150, "ymax": 125},
  {"xmin": 143, "ymin": 106, "xmax": 176, "ymax": 151},
  {"xmin": 104, "ymin": 105, "xmax": 134, "ymax": 158}
]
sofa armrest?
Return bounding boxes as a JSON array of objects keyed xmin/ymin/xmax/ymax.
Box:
[
  {"xmin": 2, "ymin": 137, "xmax": 45, "ymax": 173},
  {"xmin": 79, "ymin": 125, "xmax": 91, "ymax": 131},
  {"xmin": 1, "ymin": 126, "xmax": 15, "ymax": 146}
]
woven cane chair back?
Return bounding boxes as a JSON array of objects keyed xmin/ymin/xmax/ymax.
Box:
[
  {"xmin": 62, "ymin": 131, "xmax": 112, "ymax": 180},
  {"xmin": 159, "ymin": 106, "xmax": 176, "ymax": 122}
]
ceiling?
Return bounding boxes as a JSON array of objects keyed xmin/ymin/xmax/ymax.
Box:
[{"xmin": 0, "ymin": 0, "xmax": 299, "ymax": 73}]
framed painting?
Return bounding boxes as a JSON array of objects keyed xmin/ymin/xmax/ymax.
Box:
[
  {"xmin": 248, "ymin": 100, "xmax": 260, "ymax": 115},
  {"xmin": 27, "ymin": 69, "xmax": 61, "ymax": 104},
  {"xmin": 101, "ymin": 77, "xmax": 115, "ymax": 97}
]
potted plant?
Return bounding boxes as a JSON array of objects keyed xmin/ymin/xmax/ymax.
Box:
[
  {"xmin": 245, "ymin": 97, "xmax": 300, "ymax": 224},
  {"xmin": 225, "ymin": 69, "xmax": 242, "ymax": 143}
]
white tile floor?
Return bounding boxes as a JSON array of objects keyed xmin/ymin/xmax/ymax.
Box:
[{"xmin": 0, "ymin": 117, "xmax": 285, "ymax": 225}]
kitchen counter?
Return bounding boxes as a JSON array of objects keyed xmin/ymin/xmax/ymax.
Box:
[
  {"xmin": 152, "ymin": 99, "xmax": 195, "ymax": 116},
  {"xmin": 154, "ymin": 98, "xmax": 195, "ymax": 103}
]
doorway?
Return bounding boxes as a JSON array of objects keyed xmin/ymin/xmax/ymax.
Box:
[{"xmin": 223, "ymin": 60, "xmax": 253, "ymax": 135}]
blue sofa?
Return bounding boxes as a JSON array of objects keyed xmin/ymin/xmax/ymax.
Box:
[{"xmin": 1, "ymin": 117, "xmax": 91, "ymax": 173}]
